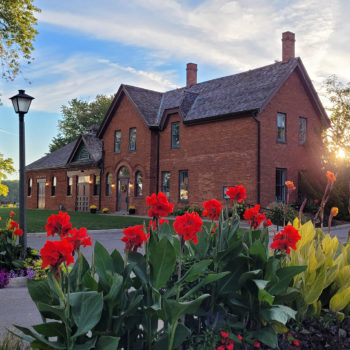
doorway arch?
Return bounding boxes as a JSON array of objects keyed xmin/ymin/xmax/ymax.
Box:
[{"xmin": 117, "ymin": 166, "xmax": 130, "ymax": 211}]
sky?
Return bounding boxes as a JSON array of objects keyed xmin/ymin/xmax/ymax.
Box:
[{"xmin": 1, "ymin": 0, "xmax": 350, "ymax": 180}]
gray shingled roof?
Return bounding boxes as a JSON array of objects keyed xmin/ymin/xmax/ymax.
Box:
[
  {"xmin": 122, "ymin": 58, "xmax": 299, "ymax": 127},
  {"xmin": 26, "ymin": 133, "xmax": 102, "ymax": 171},
  {"xmin": 26, "ymin": 140, "xmax": 77, "ymax": 171}
]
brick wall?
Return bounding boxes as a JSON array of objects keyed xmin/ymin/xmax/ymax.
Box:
[
  {"xmin": 26, "ymin": 167, "xmax": 100, "ymax": 211},
  {"xmin": 101, "ymin": 93, "xmax": 155, "ymax": 214},
  {"xmin": 158, "ymin": 113, "xmax": 258, "ymax": 210},
  {"xmin": 259, "ymin": 69, "xmax": 325, "ymax": 207}
]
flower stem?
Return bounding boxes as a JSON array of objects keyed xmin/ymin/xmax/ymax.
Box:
[{"xmin": 176, "ymin": 237, "xmax": 184, "ymax": 301}]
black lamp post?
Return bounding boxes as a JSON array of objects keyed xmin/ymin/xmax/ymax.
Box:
[{"xmin": 10, "ymin": 90, "xmax": 34, "ymax": 258}]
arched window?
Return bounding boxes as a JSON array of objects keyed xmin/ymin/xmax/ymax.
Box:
[
  {"xmin": 27, "ymin": 178, "xmax": 32, "ymax": 196},
  {"xmin": 51, "ymin": 176, "xmax": 57, "ymax": 196},
  {"xmin": 135, "ymin": 171, "xmax": 142, "ymax": 197},
  {"xmin": 118, "ymin": 166, "xmax": 130, "ymax": 178},
  {"xmin": 106, "ymin": 173, "xmax": 113, "ymax": 196}
]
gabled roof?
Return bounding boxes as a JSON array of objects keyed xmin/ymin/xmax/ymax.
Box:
[
  {"xmin": 67, "ymin": 134, "xmax": 103, "ymax": 164},
  {"xmin": 26, "ymin": 133, "xmax": 102, "ymax": 171},
  {"xmin": 98, "ymin": 57, "xmax": 329, "ymax": 136},
  {"xmin": 26, "ymin": 141, "xmax": 77, "ymax": 171}
]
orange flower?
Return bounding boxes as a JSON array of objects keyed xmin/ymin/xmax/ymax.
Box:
[
  {"xmin": 326, "ymin": 171, "xmax": 336, "ymax": 182},
  {"xmin": 9, "ymin": 211, "xmax": 15, "ymax": 218},
  {"xmin": 331, "ymin": 207, "xmax": 338, "ymax": 217},
  {"xmin": 285, "ymin": 180, "xmax": 296, "ymax": 191}
]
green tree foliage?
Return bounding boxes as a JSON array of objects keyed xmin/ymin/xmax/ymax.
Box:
[
  {"xmin": 0, "ymin": 153, "xmax": 15, "ymax": 197},
  {"xmin": 49, "ymin": 94, "xmax": 114, "ymax": 152},
  {"xmin": 323, "ymin": 75, "xmax": 350, "ymax": 157},
  {"xmin": 0, "ymin": 179, "xmax": 19, "ymax": 203},
  {"xmin": 0, "ymin": 0, "xmax": 40, "ymax": 81}
]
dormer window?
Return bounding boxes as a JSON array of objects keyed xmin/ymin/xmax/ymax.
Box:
[{"xmin": 73, "ymin": 143, "xmax": 90, "ymax": 161}]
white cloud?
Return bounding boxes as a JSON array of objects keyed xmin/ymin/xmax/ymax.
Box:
[
  {"xmin": 36, "ymin": 0, "xmax": 348, "ymax": 80},
  {"xmin": 0, "ymin": 53, "xmax": 179, "ymax": 113},
  {"xmin": 4, "ymin": 0, "xmax": 349, "ymax": 112}
]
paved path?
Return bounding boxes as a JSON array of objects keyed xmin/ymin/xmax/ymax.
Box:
[{"xmin": 1, "ymin": 222, "xmax": 349, "ymax": 337}]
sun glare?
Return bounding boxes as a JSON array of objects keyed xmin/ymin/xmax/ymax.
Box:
[{"xmin": 336, "ymin": 148, "xmax": 346, "ymax": 159}]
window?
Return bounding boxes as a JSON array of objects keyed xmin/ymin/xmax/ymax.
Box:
[
  {"xmin": 51, "ymin": 176, "xmax": 57, "ymax": 196},
  {"xmin": 299, "ymin": 117, "xmax": 307, "ymax": 145},
  {"xmin": 276, "ymin": 168, "xmax": 287, "ymax": 202},
  {"xmin": 179, "ymin": 170, "xmax": 188, "ymax": 202},
  {"xmin": 106, "ymin": 173, "xmax": 113, "ymax": 196},
  {"xmin": 161, "ymin": 171, "xmax": 170, "ymax": 198},
  {"xmin": 114, "ymin": 130, "xmax": 121, "ymax": 153},
  {"xmin": 27, "ymin": 178, "xmax": 32, "ymax": 196},
  {"xmin": 135, "ymin": 171, "xmax": 143, "ymax": 197},
  {"xmin": 67, "ymin": 176, "xmax": 72, "ymax": 196},
  {"xmin": 118, "ymin": 166, "xmax": 130, "ymax": 178},
  {"xmin": 277, "ymin": 112, "xmax": 286, "ymax": 142},
  {"xmin": 129, "ymin": 128, "xmax": 136, "ymax": 151},
  {"xmin": 93, "ymin": 175, "xmax": 100, "ymax": 195},
  {"xmin": 171, "ymin": 122, "xmax": 180, "ymax": 148},
  {"xmin": 73, "ymin": 144, "xmax": 90, "ymax": 161}
]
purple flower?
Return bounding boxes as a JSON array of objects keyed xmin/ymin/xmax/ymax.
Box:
[
  {"xmin": 0, "ymin": 269, "xmax": 10, "ymax": 288},
  {"xmin": 26, "ymin": 268, "xmax": 37, "ymax": 280}
]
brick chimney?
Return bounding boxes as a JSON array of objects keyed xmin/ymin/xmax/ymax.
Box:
[
  {"xmin": 186, "ymin": 63, "xmax": 197, "ymax": 88},
  {"xmin": 282, "ymin": 31, "xmax": 295, "ymax": 63}
]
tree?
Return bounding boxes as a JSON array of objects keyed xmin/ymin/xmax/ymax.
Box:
[
  {"xmin": 0, "ymin": 0, "xmax": 40, "ymax": 81},
  {"xmin": 0, "ymin": 179, "xmax": 19, "ymax": 203},
  {"xmin": 49, "ymin": 94, "xmax": 114, "ymax": 152},
  {"xmin": 0, "ymin": 153, "xmax": 15, "ymax": 197},
  {"xmin": 323, "ymin": 75, "xmax": 350, "ymax": 158}
]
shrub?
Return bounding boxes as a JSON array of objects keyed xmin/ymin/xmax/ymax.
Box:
[
  {"xmin": 267, "ymin": 202, "xmax": 307, "ymax": 226},
  {"xmin": 173, "ymin": 205, "xmax": 202, "ymax": 217}
]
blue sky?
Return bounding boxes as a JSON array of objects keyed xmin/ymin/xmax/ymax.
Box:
[{"xmin": 1, "ymin": 0, "xmax": 350, "ymax": 179}]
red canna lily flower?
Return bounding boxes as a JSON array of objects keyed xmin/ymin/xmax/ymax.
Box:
[
  {"xmin": 46, "ymin": 211, "xmax": 72, "ymax": 237},
  {"xmin": 122, "ymin": 225, "xmax": 148, "ymax": 252},
  {"xmin": 203, "ymin": 199, "xmax": 222, "ymax": 221},
  {"xmin": 243, "ymin": 205, "xmax": 266, "ymax": 229},
  {"xmin": 220, "ymin": 331, "xmax": 229, "ymax": 339},
  {"xmin": 9, "ymin": 220, "xmax": 19, "ymax": 230},
  {"xmin": 9, "ymin": 211, "xmax": 15, "ymax": 218},
  {"xmin": 66, "ymin": 227, "xmax": 92, "ymax": 251},
  {"xmin": 225, "ymin": 185, "xmax": 246, "ymax": 203},
  {"xmin": 13, "ymin": 228, "xmax": 23, "ymax": 236},
  {"xmin": 173, "ymin": 211, "xmax": 203, "ymax": 244},
  {"xmin": 264, "ymin": 219, "xmax": 272, "ymax": 227},
  {"xmin": 40, "ymin": 239, "xmax": 74, "ymax": 270},
  {"xmin": 270, "ymin": 225, "xmax": 301, "ymax": 254},
  {"xmin": 146, "ymin": 192, "xmax": 174, "ymax": 219},
  {"xmin": 254, "ymin": 340, "xmax": 261, "ymax": 348}
]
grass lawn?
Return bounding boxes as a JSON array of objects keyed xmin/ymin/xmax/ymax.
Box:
[{"xmin": 0, "ymin": 208, "xmax": 150, "ymax": 233}]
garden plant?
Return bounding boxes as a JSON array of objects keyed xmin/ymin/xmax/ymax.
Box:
[{"xmin": 10, "ymin": 171, "xmax": 350, "ymax": 349}]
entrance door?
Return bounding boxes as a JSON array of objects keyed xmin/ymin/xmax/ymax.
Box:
[
  {"xmin": 76, "ymin": 183, "xmax": 90, "ymax": 212},
  {"xmin": 117, "ymin": 178, "xmax": 129, "ymax": 211},
  {"xmin": 37, "ymin": 181, "xmax": 45, "ymax": 209}
]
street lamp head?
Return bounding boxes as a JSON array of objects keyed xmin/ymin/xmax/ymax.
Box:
[{"xmin": 10, "ymin": 89, "xmax": 34, "ymax": 114}]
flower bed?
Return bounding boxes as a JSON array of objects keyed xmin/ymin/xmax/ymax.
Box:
[{"xmin": 7, "ymin": 172, "xmax": 350, "ymax": 349}]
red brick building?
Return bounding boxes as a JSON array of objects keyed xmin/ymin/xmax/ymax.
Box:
[{"xmin": 26, "ymin": 32, "xmax": 329, "ymax": 214}]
